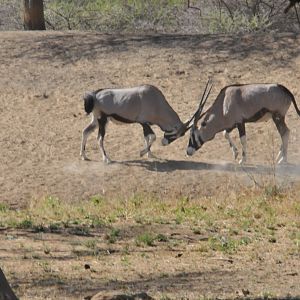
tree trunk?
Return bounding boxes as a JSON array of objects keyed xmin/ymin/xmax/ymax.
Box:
[
  {"xmin": 0, "ymin": 268, "xmax": 18, "ymax": 300},
  {"xmin": 23, "ymin": 0, "xmax": 46, "ymax": 30}
]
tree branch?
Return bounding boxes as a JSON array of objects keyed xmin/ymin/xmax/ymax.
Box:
[{"xmin": 187, "ymin": 0, "xmax": 202, "ymax": 14}]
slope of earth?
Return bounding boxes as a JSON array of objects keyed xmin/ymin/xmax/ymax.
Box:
[{"xmin": 0, "ymin": 31, "xmax": 300, "ymax": 206}]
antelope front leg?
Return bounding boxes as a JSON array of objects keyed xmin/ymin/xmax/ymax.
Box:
[
  {"xmin": 140, "ymin": 134, "xmax": 156, "ymax": 157},
  {"xmin": 223, "ymin": 130, "xmax": 239, "ymax": 160},
  {"xmin": 140, "ymin": 124, "xmax": 156, "ymax": 158}
]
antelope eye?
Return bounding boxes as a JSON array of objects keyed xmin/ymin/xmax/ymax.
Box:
[{"xmin": 201, "ymin": 121, "xmax": 206, "ymax": 127}]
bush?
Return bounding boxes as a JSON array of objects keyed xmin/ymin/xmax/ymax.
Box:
[
  {"xmin": 44, "ymin": 0, "xmax": 183, "ymax": 31},
  {"xmin": 0, "ymin": 0, "xmax": 299, "ymax": 33},
  {"xmin": 207, "ymin": 8, "xmax": 271, "ymax": 34}
]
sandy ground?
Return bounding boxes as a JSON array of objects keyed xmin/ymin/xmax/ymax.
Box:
[
  {"xmin": 1, "ymin": 31, "xmax": 300, "ymax": 206},
  {"xmin": 0, "ymin": 31, "xmax": 300, "ymax": 299}
]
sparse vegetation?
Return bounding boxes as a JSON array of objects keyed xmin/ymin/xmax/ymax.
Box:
[
  {"xmin": 0, "ymin": 185, "xmax": 298, "ymax": 254},
  {"xmin": 1, "ymin": 0, "xmax": 300, "ymax": 32},
  {"xmin": 135, "ymin": 232, "xmax": 156, "ymax": 247}
]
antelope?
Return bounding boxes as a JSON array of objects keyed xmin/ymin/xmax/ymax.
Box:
[
  {"xmin": 187, "ymin": 83, "xmax": 300, "ymax": 164},
  {"xmin": 80, "ymin": 84, "xmax": 199, "ymax": 163}
]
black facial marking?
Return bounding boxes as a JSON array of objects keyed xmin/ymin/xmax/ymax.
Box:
[
  {"xmin": 191, "ymin": 132, "xmax": 197, "ymax": 147},
  {"xmin": 188, "ymin": 130, "xmax": 198, "ymax": 150}
]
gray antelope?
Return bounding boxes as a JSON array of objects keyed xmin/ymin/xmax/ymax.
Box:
[
  {"xmin": 80, "ymin": 84, "xmax": 201, "ymax": 163},
  {"xmin": 187, "ymin": 83, "xmax": 300, "ymax": 164}
]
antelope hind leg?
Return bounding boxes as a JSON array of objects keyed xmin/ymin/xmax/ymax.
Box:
[{"xmin": 80, "ymin": 116, "xmax": 97, "ymax": 161}]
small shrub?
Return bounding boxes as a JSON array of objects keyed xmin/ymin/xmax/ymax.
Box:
[
  {"xmin": 135, "ymin": 232, "xmax": 156, "ymax": 247},
  {"xmin": 208, "ymin": 235, "xmax": 251, "ymax": 254},
  {"xmin": 207, "ymin": 9, "xmax": 271, "ymax": 34},
  {"xmin": 17, "ymin": 218, "xmax": 33, "ymax": 229},
  {"xmin": 105, "ymin": 228, "xmax": 120, "ymax": 244},
  {"xmin": 90, "ymin": 195, "xmax": 104, "ymax": 206},
  {"xmin": 0, "ymin": 203, "xmax": 8, "ymax": 212},
  {"xmin": 84, "ymin": 239, "xmax": 97, "ymax": 250},
  {"xmin": 49, "ymin": 222, "xmax": 61, "ymax": 232},
  {"xmin": 156, "ymin": 233, "xmax": 168, "ymax": 242}
]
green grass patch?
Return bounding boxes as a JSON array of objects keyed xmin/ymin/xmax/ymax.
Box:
[
  {"xmin": 135, "ymin": 232, "xmax": 156, "ymax": 247},
  {"xmin": 0, "ymin": 184, "xmax": 298, "ymax": 254},
  {"xmin": 208, "ymin": 235, "xmax": 252, "ymax": 254}
]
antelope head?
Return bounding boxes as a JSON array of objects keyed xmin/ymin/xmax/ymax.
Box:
[{"xmin": 162, "ymin": 79, "xmax": 212, "ymax": 146}]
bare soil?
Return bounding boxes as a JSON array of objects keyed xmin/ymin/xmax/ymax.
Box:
[{"xmin": 0, "ymin": 31, "xmax": 300, "ymax": 299}]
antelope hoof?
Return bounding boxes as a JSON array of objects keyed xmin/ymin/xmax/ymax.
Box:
[
  {"xmin": 187, "ymin": 147, "xmax": 195, "ymax": 156},
  {"xmin": 80, "ymin": 153, "xmax": 89, "ymax": 161},
  {"xmin": 103, "ymin": 157, "xmax": 112, "ymax": 164},
  {"xmin": 277, "ymin": 157, "xmax": 287, "ymax": 165},
  {"xmin": 161, "ymin": 138, "xmax": 169, "ymax": 146},
  {"xmin": 140, "ymin": 149, "xmax": 148, "ymax": 157},
  {"xmin": 239, "ymin": 157, "xmax": 246, "ymax": 165},
  {"xmin": 147, "ymin": 151, "xmax": 157, "ymax": 159}
]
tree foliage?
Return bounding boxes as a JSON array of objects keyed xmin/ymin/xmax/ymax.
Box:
[{"xmin": 0, "ymin": 0, "xmax": 299, "ymax": 33}]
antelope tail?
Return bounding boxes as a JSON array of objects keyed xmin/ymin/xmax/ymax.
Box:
[
  {"xmin": 279, "ymin": 84, "xmax": 300, "ymax": 116},
  {"xmin": 83, "ymin": 92, "xmax": 95, "ymax": 114},
  {"xmin": 292, "ymin": 97, "xmax": 300, "ymax": 116}
]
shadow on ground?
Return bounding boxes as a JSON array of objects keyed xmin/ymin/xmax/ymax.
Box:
[
  {"xmin": 6, "ymin": 31, "xmax": 300, "ymax": 69},
  {"xmin": 120, "ymin": 159, "xmax": 300, "ymax": 177}
]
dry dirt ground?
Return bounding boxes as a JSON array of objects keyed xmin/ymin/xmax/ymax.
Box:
[{"xmin": 0, "ymin": 31, "xmax": 300, "ymax": 299}]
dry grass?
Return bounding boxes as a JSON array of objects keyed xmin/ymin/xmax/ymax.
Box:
[
  {"xmin": 0, "ymin": 30, "xmax": 300, "ymax": 299},
  {"xmin": 1, "ymin": 182, "xmax": 299, "ymax": 299}
]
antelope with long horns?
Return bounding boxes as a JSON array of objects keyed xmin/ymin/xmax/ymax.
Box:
[
  {"xmin": 80, "ymin": 84, "xmax": 201, "ymax": 163},
  {"xmin": 187, "ymin": 83, "xmax": 300, "ymax": 164}
]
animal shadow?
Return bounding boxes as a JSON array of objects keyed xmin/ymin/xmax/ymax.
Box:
[{"xmin": 120, "ymin": 159, "xmax": 300, "ymax": 177}]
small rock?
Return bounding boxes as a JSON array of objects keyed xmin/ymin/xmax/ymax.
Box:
[{"xmin": 175, "ymin": 70, "xmax": 185, "ymax": 75}]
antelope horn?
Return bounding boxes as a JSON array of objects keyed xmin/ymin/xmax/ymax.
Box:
[
  {"xmin": 176, "ymin": 79, "xmax": 213, "ymax": 136},
  {"xmin": 193, "ymin": 79, "xmax": 213, "ymax": 126}
]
